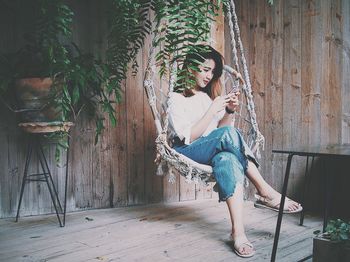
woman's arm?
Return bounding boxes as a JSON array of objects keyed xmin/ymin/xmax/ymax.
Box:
[
  {"xmin": 218, "ymin": 92, "xmax": 240, "ymax": 127},
  {"xmin": 218, "ymin": 112, "xmax": 235, "ymax": 127},
  {"xmin": 190, "ymin": 95, "xmax": 230, "ymax": 142}
]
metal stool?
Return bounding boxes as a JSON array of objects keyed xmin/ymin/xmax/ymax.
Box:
[{"xmin": 15, "ymin": 122, "xmax": 73, "ymax": 227}]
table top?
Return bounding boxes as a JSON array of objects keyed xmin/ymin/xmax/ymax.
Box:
[{"xmin": 272, "ymin": 144, "xmax": 350, "ymax": 157}]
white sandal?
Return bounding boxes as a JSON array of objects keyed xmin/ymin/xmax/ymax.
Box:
[
  {"xmin": 230, "ymin": 234, "xmax": 255, "ymax": 258},
  {"xmin": 254, "ymin": 194, "xmax": 303, "ymax": 214}
]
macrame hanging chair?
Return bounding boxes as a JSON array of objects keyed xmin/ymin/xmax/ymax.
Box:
[{"xmin": 143, "ymin": 0, "xmax": 265, "ymax": 184}]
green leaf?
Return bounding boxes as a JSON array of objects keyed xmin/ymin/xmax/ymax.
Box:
[
  {"xmin": 72, "ymin": 86, "xmax": 80, "ymax": 104},
  {"xmin": 340, "ymin": 233, "xmax": 349, "ymax": 241}
]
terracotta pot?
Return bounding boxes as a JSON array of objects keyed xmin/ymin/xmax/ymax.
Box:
[{"xmin": 14, "ymin": 77, "xmax": 63, "ymax": 122}]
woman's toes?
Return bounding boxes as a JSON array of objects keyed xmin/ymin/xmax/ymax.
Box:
[
  {"xmin": 287, "ymin": 200, "xmax": 301, "ymax": 211},
  {"xmin": 239, "ymin": 245, "xmax": 253, "ymax": 255},
  {"xmin": 232, "ymin": 234, "xmax": 255, "ymax": 257}
]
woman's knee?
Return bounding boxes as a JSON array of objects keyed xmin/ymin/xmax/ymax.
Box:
[
  {"xmin": 211, "ymin": 152, "xmax": 244, "ymax": 177},
  {"xmin": 212, "ymin": 126, "xmax": 244, "ymax": 155},
  {"xmin": 212, "ymin": 151, "xmax": 239, "ymax": 166},
  {"xmin": 216, "ymin": 126, "xmax": 241, "ymax": 141},
  {"xmin": 216, "ymin": 126, "xmax": 235, "ymax": 137}
]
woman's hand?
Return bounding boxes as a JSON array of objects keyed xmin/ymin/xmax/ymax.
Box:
[
  {"xmin": 190, "ymin": 95, "xmax": 230, "ymax": 143},
  {"xmin": 217, "ymin": 91, "xmax": 240, "ymax": 128},
  {"xmin": 209, "ymin": 95, "xmax": 231, "ymax": 115},
  {"xmin": 226, "ymin": 91, "xmax": 240, "ymax": 112}
]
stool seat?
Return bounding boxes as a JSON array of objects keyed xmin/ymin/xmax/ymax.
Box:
[{"xmin": 18, "ymin": 121, "xmax": 73, "ymax": 133}]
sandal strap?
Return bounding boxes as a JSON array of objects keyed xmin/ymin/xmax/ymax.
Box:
[
  {"xmin": 236, "ymin": 241, "xmax": 253, "ymax": 249},
  {"xmin": 231, "ymin": 235, "xmax": 254, "ymax": 249},
  {"xmin": 255, "ymin": 194, "xmax": 291, "ymax": 210}
]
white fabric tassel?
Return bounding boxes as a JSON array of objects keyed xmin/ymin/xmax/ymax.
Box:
[
  {"xmin": 156, "ymin": 161, "xmax": 165, "ymax": 176},
  {"xmin": 256, "ymin": 146, "xmax": 262, "ymax": 159},
  {"xmin": 168, "ymin": 167, "xmax": 176, "ymax": 184},
  {"xmin": 192, "ymin": 174, "xmax": 199, "ymax": 184},
  {"xmin": 185, "ymin": 167, "xmax": 193, "ymax": 183}
]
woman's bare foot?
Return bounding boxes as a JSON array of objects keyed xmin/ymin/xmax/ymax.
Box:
[
  {"xmin": 231, "ymin": 233, "xmax": 255, "ymax": 258},
  {"xmin": 255, "ymin": 191, "xmax": 302, "ymax": 213},
  {"xmin": 245, "ymin": 161, "xmax": 302, "ymax": 213}
]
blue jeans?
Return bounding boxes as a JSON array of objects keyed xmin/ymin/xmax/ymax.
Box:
[{"xmin": 173, "ymin": 126, "xmax": 259, "ymax": 202}]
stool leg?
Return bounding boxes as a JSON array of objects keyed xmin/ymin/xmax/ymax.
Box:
[
  {"xmin": 36, "ymin": 140, "xmax": 63, "ymax": 227},
  {"xmin": 38, "ymin": 140, "xmax": 63, "ymax": 212},
  {"xmin": 16, "ymin": 140, "xmax": 33, "ymax": 222},
  {"xmin": 63, "ymin": 135, "xmax": 70, "ymax": 226}
]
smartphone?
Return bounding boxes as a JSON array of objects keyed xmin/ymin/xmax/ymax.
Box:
[{"xmin": 227, "ymin": 87, "xmax": 240, "ymax": 95}]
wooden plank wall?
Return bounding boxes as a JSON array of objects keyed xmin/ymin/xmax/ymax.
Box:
[
  {"xmin": 231, "ymin": 0, "xmax": 350, "ymax": 216},
  {"xmin": 0, "ymin": 0, "xmax": 349, "ymax": 218}
]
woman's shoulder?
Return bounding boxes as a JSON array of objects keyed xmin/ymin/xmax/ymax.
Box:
[
  {"xmin": 169, "ymin": 91, "xmax": 211, "ymax": 101},
  {"xmin": 197, "ymin": 91, "xmax": 211, "ymax": 98},
  {"xmin": 169, "ymin": 92, "xmax": 184, "ymax": 98},
  {"xmin": 197, "ymin": 91, "xmax": 212, "ymax": 103},
  {"xmin": 169, "ymin": 92, "xmax": 185, "ymax": 102},
  {"xmin": 169, "ymin": 92, "xmax": 186, "ymax": 107}
]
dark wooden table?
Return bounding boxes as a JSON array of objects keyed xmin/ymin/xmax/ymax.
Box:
[{"xmin": 271, "ymin": 144, "xmax": 350, "ymax": 262}]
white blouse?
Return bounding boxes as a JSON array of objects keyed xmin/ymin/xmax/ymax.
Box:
[{"xmin": 168, "ymin": 91, "xmax": 225, "ymax": 145}]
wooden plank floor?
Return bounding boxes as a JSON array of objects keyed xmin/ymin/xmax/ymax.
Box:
[{"xmin": 0, "ymin": 199, "xmax": 321, "ymax": 262}]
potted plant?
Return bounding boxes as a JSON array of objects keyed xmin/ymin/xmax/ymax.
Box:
[
  {"xmin": 313, "ymin": 219, "xmax": 350, "ymax": 262},
  {"xmin": 0, "ymin": 0, "xmax": 152, "ymax": 158},
  {"xmin": 0, "ymin": 0, "xmax": 77, "ymax": 160},
  {"xmin": 0, "ymin": 0, "xmax": 73, "ymax": 120}
]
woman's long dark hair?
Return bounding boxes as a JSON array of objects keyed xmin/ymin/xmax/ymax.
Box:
[{"xmin": 175, "ymin": 45, "xmax": 224, "ymax": 99}]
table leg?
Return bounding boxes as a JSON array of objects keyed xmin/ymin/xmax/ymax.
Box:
[
  {"xmin": 271, "ymin": 153, "xmax": 294, "ymax": 262},
  {"xmin": 299, "ymin": 156, "xmax": 309, "ymax": 226},
  {"xmin": 299, "ymin": 156, "xmax": 314, "ymax": 226},
  {"xmin": 323, "ymin": 157, "xmax": 331, "ymax": 232}
]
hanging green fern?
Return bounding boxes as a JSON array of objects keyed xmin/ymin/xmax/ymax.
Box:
[
  {"xmin": 97, "ymin": 0, "xmax": 152, "ymax": 141},
  {"xmin": 151, "ymin": 0, "xmax": 226, "ymax": 90},
  {"xmin": 106, "ymin": 0, "xmax": 151, "ymax": 86}
]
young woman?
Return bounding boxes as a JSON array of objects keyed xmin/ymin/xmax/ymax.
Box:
[{"xmin": 168, "ymin": 45, "xmax": 302, "ymax": 258}]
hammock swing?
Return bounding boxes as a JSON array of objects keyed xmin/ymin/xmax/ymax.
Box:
[{"xmin": 143, "ymin": 0, "xmax": 265, "ymax": 184}]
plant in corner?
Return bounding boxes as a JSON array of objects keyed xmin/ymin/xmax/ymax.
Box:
[
  {"xmin": 313, "ymin": 219, "xmax": 350, "ymax": 262},
  {"xmin": 324, "ymin": 219, "xmax": 350, "ymax": 242}
]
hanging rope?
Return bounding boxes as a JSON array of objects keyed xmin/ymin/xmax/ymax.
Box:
[
  {"xmin": 224, "ymin": 1, "xmax": 240, "ymax": 71},
  {"xmin": 226, "ymin": 0, "xmax": 265, "ymax": 157}
]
